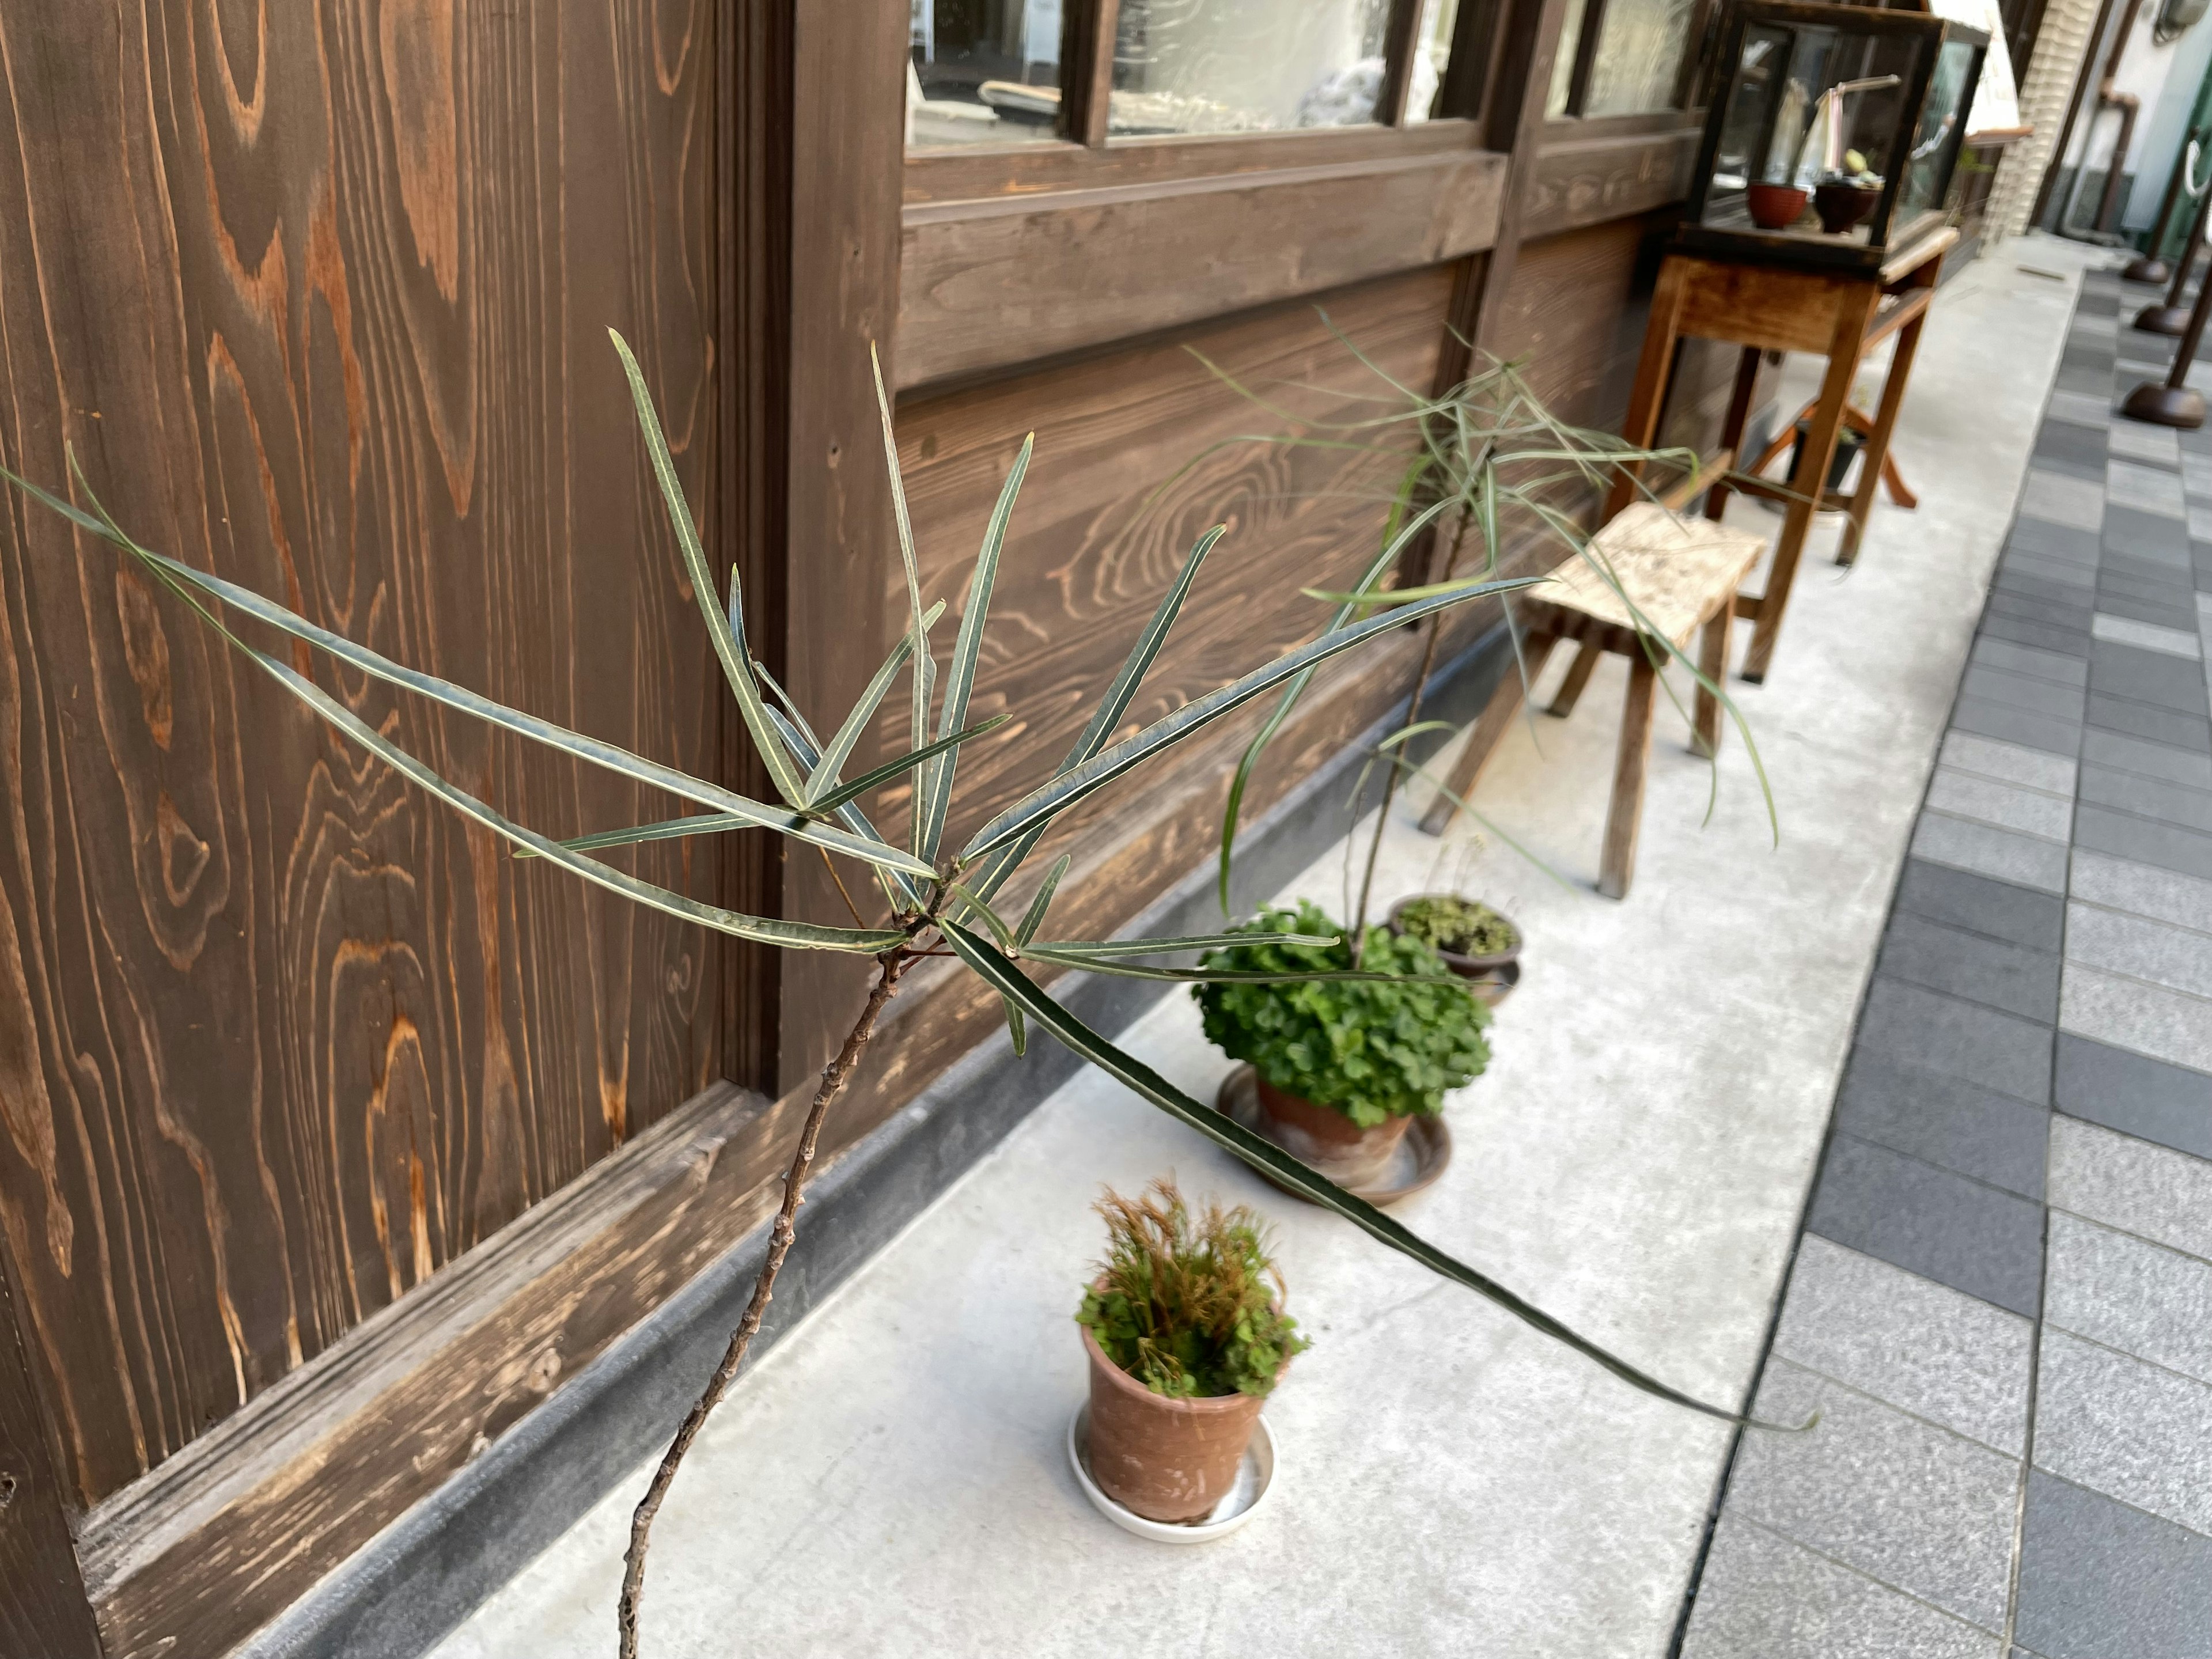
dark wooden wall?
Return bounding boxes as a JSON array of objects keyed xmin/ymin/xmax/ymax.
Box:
[{"xmin": 0, "ymin": 0, "xmax": 730, "ymax": 1514}]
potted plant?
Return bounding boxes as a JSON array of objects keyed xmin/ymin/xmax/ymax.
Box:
[
  {"xmin": 1194, "ymin": 900, "xmax": 1490, "ymax": 1187},
  {"xmin": 1076, "ymin": 1179, "xmax": 1306, "ymax": 1523},
  {"xmin": 1388, "ymin": 892, "xmax": 1522, "ymax": 1002}
]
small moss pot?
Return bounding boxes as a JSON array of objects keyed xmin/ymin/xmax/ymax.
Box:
[
  {"xmin": 1387, "ymin": 893, "xmax": 1522, "ymax": 976},
  {"xmin": 1082, "ymin": 1319, "xmax": 1266, "ymax": 1523}
]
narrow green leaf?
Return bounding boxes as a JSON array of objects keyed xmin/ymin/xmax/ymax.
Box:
[
  {"xmin": 942, "ymin": 922, "xmax": 1776, "ymax": 1427},
  {"xmin": 870, "ymin": 345, "xmax": 934, "ymax": 769},
  {"xmin": 972, "ymin": 525, "xmax": 1224, "ymax": 906},
  {"xmin": 1376, "ymin": 720, "xmax": 1456, "ymax": 752},
  {"xmin": 804, "ymin": 600, "xmax": 946, "ymax": 805},
  {"xmin": 947, "ymin": 884, "xmax": 1020, "ymax": 953},
  {"xmin": 1217, "ymin": 495, "xmax": 1459, "ymax": 911},
  {"xmin": 513, "ymin": 810, "xmax": 745, "ymax": 859},
  {"xmin": 813, "ymin": 713, "xmax": 1010, "ymax": 815},
  {"xmin": 1302, "ymin": 573, "xmax": 1557, "ymax": 605},
  {"xmin": 253, "ymin": 636, "xmax": 904, "ymax": 952},
  {"xmin": 1016, "ymin": 949, "xmax": 1414, "ymax": 986},
  {"xmin": 1002, "ymin": 995, "xmax": 1028, "ymax": 1058},
  {"xmin": 1027, "ymin": 931, "xmax": 1339, "ymax": 957},
  {"xmin": 608, "ymin": 329, "xmax": 809, "ymax": 806},
  {"xmin": 61, "ymin": 525, "xmax": 935, "ymax": 882},
  {"xmin": 760, "ymin": 703, "xmax": 922, "ymax": 910},
  {"xmin": 916, "ymin": 433, "xmax": 1032, "ymax": 862},
  {"xmin": 965, "ymin": 570, "xmax": 1538, "ymax": 864},
  {"xmin": 1014, "ymin": 853, "xmax": 1071, "ymax": 945}
]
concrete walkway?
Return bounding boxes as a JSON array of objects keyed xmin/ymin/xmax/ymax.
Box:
[
  {"xmin": 1683, "ymin": 257, "xmax": 2212, "ymax": 1659},
  {"xmin": 426, "ymin": 243, "xmax": 2089, "ymax": 1659}
]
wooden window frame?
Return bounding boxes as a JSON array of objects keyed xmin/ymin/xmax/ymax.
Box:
[
  {"xmin": 903, "ymin": 0, "xmax": 1498, "ymax": 202},
  {"xmin": 1546, "ymin": 0, "xmax": 1719, "ymax": 124}
]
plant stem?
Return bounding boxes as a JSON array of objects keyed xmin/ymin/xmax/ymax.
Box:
[
  {"xmin": 617, "ymin": 949, "xmax": 911, "ymax": 1659},
  {"xmin": 1351, "ymin": 506, "xmax": 1474, "ymax": 958}
]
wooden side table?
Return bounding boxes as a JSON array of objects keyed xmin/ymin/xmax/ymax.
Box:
[{"xmin": 1604, "ymin": 227, "xmax": 1956, "ymax": 682}]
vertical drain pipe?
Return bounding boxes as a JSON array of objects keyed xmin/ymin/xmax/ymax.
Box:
[{"xmin": 2092, "ymin": 0, "xmax": 2149, "ymax": 234}]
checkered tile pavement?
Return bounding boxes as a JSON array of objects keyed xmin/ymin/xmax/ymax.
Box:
[{"xmin": 1680, "ymin": 264, "xmax": 2212, "ymax": 1659}]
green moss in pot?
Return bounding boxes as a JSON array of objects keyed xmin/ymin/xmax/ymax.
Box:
[
  {"xmin": 1192, "ymin": 901, "xmax": 1490, "ymax": 1185},
  {"xmin": 1388, "ymin": 893, "xmax": 1522, "ymax": 976},
  {"xmin": 1077, "ymin": 1180, "xmax": 1306, "ymax": 1522}
]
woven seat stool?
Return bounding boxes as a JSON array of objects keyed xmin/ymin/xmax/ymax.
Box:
[{"xmin": 1418, "ymin": 503, "xmax": 1769, "ymax": 899}]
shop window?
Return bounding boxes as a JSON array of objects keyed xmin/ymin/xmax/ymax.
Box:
[{"xmin": 1551, "ymin": 0, "xmax": 1707, "ymax": 120}]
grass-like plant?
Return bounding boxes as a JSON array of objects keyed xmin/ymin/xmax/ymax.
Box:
[
  {"xmin": 1394, "ymin": 893, "xmax": 1520, "ymax": 958},
  {"xmin": 1078, "ymin": 1178, "xmax": 1306, "ymax": 1399},
  {"xmin": 1197, "ymin": 328, "xmax": 1779, "ymax": 939},
  {"xmin": 1195, "ymin": 900, "xmax": 1489, "ymax": 1125},
  {"xmin": 3, "ymin": 332, "xmax": 1779, "ymax": 1658}
]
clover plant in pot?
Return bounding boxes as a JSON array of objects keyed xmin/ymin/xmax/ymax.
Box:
[
  {"xmin": 1076, "ymin": 1179, "xmax": 1306, "ymax": 1523},
  {"xmin": 1194, "ymin": 901, "xmax": 1490, "ymax": 1188},
  {"xmin": 1388, "ymin": 893, "xmax": 1522, "ymax": 980}
]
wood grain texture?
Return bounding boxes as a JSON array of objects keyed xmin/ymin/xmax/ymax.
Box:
[
  {"xmin": 896, "ymin": 151, "xmax": 1509, "ymax": 391},
  {"xmin": 776, "ymin": 0, "xmax": 909, "ymax": 1096},
  {"xmin": 899, "ymin": 119, "xmax": 1486, "ymax": 204},
  {"xmin": 0, "ymin": 1263, "xmax": 101, "ymax": 1658},
  {"xmin": 1520, "ymin": 127, "xmax": 1700, "ymax": 240},
  {"xmin": 0, "ymin": 0, "xmax": 727, "ymax": 1513},
  {"xmin": 82, "ymin": 1080, "xmax": 782, "ymax": 1659}
]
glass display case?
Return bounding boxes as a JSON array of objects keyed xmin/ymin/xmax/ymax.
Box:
[{"xmin": 1681, "ymin": 0, "xmax": 1988, "ymax": 270}]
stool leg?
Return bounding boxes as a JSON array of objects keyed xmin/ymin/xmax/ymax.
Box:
[
  {"xmin": 1837, "ymin": 308, "xmax": 1929, "ymax": 567},
  {"xmin": 1419, "ymin": 634, "xmax": 1558, "ymax": 836},
  {"xmin": 1604, "ymin": 257, "xmax": 1692, "ymax": 521},
  {"xmin": 1694, "ymin": 596, "xmax": 1735, "ymax": 757},
  {"xmin": 1703, "ymin": 346, "xmax": 1764, "ymax": 522},
  {"xmin": 1743, "ymin": 293, "xmax": 1876, "ymax": 683},
  {"xmin": 1547, "ymin": 640, "xmax": 1602, "ymax": 717},
  {"xmin": 1600, "ymin": 653, "xmax": 1659, "ymax": 899}
]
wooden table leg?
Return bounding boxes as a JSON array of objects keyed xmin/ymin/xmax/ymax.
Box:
[
  {"xmin": 1604, "ymin": 256, "xmax": 1692, "ymax": 522},
  {"xmin": 1419, "ymin": 634, "xmax": 1559, "ymax": 835},
  {"xmin": 1600, "ymin": 652, "xmax": 1659, "ymax": 899},
  {"xmin": 1836, "ymin": 308, "xmax": 1930, "ymax": 567},
  {"xmin": 1548, "ymin": 639, "xmax": 1603, "ymax": 717},
  {"xmin": 1741, "ymin": 291, "xmax": 1876, "ymax": 684},
  {"xmin": 1694, "ymin": 594, "xmax": 1734, "ymax": 757},
  {"xmin": 1703, "ymin": 345, "xmax": 1764, "ymax": 522}
]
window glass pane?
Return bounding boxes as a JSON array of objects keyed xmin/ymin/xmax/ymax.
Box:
[
  {"xmin": 1110, "ymin": 0, "xmax": 1396, "ymax": 137},
  {"xmin": 1584, "ymin": 0, "xmax": 1696, "ymax": 116},
  {"xmin": 1897, "ymin": 37, "xmax": 1976, "ymax": 219},
  {"xmin": 908, "ymin": 0, "xmax": 1065, "ymax": 149},
  {"xmin": 1547, "ymin": 0, "xmax": 1590, "ymax": 117},
  {"xmin": 1406, "ymin": 0, "xmax": 1460, "ymax": 123}
]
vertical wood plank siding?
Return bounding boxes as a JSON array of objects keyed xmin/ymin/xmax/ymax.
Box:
[{"xmin": 0, "ymin": 0, "xmax": 725, "ymax": 1509}]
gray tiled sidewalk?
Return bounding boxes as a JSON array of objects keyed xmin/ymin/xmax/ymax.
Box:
[{"xmin": 1682, "ymin": 264, "xmax": 2212, "ymax": 1657}]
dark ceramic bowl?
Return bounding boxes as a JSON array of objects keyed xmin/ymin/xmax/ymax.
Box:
[{"xmin": 1812, "ymin": 181, "xmax": 1880, "ymax": 236}]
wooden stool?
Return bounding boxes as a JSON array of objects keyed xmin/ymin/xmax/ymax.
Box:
[
  {"xmin": 1606, "ymin": 228, "xmax": 1955, "ymax": 681},
  {"xmin": 1418, "ymin": 504, "xmax": 1768, "ymax": 899}
]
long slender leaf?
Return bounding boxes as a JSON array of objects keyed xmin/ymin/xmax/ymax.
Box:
[
  {"xmin": 965, "ymin": 569, "xmax": 1538, "ymax": 864},
  {"xmin": 608, "ymin": 329, "xmax": 809, "ymax": 807},
  {"xmin": 871, "ymin": 346, "xmax": 934, "ymax": 770},
  {"xmin": 1027, "ymin": 932, "xmax": 1339, "ymax": 957},
  {"xmin": 941, "ymin": 922, "xmax": 1779, "ymax": 1427},
  {"xmin": 31, "ymin": 472, "xmax": 937, "ymax": 883},
  {"xmin": 513, "ymin": 811, "xmax": 747, "ymax": 859},
  {"xmin": 1014, "ymin": 853, "xmax": 1071, "ymax": 945},
  {"xmin": 1016, "ymin": 949, "xmax": 1414, "ymax": 986},
  {"xmin": 804, "ymin": 600, "xmax": 946, "ymax": 803},
  {"xmin": 916, "ymin": 433, "xmax": 1032, "ymax": 861},
  {"xmin": 1216, "ymin": 494, "xmax": 1459, "ymax": 911},
  {"xmin": 972, "ymin": 525, "xmax": 1224, "ymax": 904},
  {"xmin": 760, "ymin": 704, "xmax": 922, "ymax": 911},
  {"xmin": 813, "ymin": 713, "xmax": 1010, "ymax": 815},
  {"xmin": 1002, "ymin": 995, "xmax": 1028, "ymax": 1057},
  {"xmin": 1067, "ymin": 524, "xmax": 1224, "ymax": 767}
]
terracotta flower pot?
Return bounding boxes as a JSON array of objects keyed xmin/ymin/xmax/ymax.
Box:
[
  {"xmin": 1812, "ymin": 181, "xmax": 1880, "ymax": 236},
  {"xmin": 1386, "ymin": 894, "xmax": 1522, "ymax": 977},
  {"xmin": 1081, "ymin": 1321, "xmax": 1264, "ymax": 1523},
  {"xmin": 1253, "ymin": 1071, "xmax": 1410, "ymax": 1188},
  {"xmin": 1745, "ymin": 182, "xmax": 1809, "ymax": 230}
]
